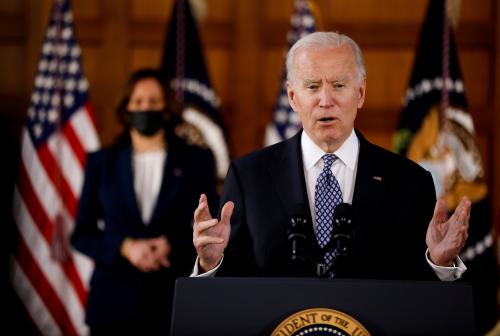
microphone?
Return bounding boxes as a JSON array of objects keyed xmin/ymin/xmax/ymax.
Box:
[
  {"xmin": 287, "ymin": 204, "xmax": 314, "ymax": 277},
  {"xmin": 317, "ymin": 203, "xmax": 354, "ymax": 277},
  {"xmin": 330, "ymin": 203, "xmax": 354, "ymax": 257},
  {"xmin": 287, "ymin": 213, "xmax": 309, "ymax": 265}
]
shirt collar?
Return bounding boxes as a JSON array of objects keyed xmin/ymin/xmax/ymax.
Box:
[{"xmin": 301, "ymin": 129, "xmax": 359, "ymax": 171}]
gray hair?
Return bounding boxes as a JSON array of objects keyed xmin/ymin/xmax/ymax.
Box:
[{"xmin": 286, "ymin": 31, "xmax": 366, "ymax": 85}]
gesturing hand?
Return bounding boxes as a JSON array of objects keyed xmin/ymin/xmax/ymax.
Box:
[
  {"xmin": 426, "ymin": 196, "xmax": 471, "ymax": 266},
  {"xmin": 192, "ymin": 194, "xmax": 233, "ymax": 272}
]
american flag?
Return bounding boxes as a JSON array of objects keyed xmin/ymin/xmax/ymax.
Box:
[
  {"xmin": 11, "ymin": 0, "xmax": 99, "ymax": 334},
  {"xmin": 264, "ymin": 0, "xmax": 318, "ymax": 146}
]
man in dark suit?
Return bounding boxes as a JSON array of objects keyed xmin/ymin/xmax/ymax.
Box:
[{"xmin": 192, "ymin": 32, "xmax": 470, "ymax": 281}]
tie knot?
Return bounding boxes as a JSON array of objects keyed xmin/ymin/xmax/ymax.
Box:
[{"xmin": 322, "ymin": 154, "xmax": 337, "ymax": 170}]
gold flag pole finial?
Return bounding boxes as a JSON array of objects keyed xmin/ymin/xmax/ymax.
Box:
[
  {"xmin": 306, "ymin": 0, "xmax": 324, "ymax": 30},
  {"xmin": 447, "ymin": 0, "xmax": 462, "ymax": 29}
]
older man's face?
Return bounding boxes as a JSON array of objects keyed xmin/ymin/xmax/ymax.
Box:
[{"xmin": 287, "ymin": 44, "xmax": 366, "ymax": 153}]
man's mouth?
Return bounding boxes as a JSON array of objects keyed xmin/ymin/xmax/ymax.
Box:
[{"xmin": 319, "ymin": 117, "xmax": 335, "ymax": 122}]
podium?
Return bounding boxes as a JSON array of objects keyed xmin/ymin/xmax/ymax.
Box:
[{"xmin": 170, "ymin": 277, "xmax": 474, "ymax": 335}]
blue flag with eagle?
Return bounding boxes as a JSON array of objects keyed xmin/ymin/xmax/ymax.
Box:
[
  {"xmin": 160, "ymin": 0, "xmax": 229, "ymax": 181},
  {"xmin": 394, "ymin": 0, "xmax": 498, "ymax": 333}
]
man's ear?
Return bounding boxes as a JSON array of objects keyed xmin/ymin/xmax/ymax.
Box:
[
  {"xmin": 357, "ymin": 77, "xmax": 366, "ymax": 109},
  {"xmin": 287, "ymin": 81, "xmax": 296, "ymax": 111}
]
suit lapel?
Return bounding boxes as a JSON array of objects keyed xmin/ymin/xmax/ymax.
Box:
[
  {"xmin": 351, "ymin": 131, "xmax": 386, "ymax": 241},
  {"xmin": 268, "ymin": 131, "xmax": 311, "ymax": 220},
  {"xmin": 119, "ymin": 146, "xmax": 144, "ymax": 224},
  {"xmin": 267, "ymin": 131, "xmax": 320, "ymax": 258},
  {"xmin": 149, "ymin": 145, "xmax": 184, "ymax": 226}
]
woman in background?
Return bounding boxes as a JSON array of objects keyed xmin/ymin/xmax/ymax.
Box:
[{"xmin": 71, "ymin": 68, "xmax": 218, "ymax": 335}]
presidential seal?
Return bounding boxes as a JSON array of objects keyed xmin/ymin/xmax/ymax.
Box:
[{"xmin": 272, "ymin": 308, "xmax": 370, "ymax": 336}]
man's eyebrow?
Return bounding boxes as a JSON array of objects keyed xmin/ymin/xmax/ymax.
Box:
[
  {"xmin": 303, "ymin": 79, "xmax": 320, "ymax": 85},
  {"xmin": 328, "ymin": 77, "xmax": 348, "ymax": 83}
]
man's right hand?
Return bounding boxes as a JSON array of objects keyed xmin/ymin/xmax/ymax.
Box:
[{"xmin": 193, "ymin": 194, "xmax": 233, "ymax": 273}]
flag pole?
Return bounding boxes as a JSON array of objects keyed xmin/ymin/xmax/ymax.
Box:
[
  {"xmin": 175, "ymin": 0, "xmax": 185, "ymax": 104},
  {"xmin": 441, "ymin": 0, "xmax": 450, "ymax": 124}
]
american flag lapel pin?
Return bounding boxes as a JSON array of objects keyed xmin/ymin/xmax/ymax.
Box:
[{"xmin": 373, "ymin": 176, "xmax": 383, "ymax": 181}]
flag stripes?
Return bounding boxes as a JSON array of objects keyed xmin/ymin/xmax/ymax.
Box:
[
  {"xmin": 15, "ymin": 159, "xmax": 87, "ymax": 306},
  {"xmin": 11, "ymin": 0, "xmax": 98, "ymax": 334},
  {"xmin": 12, "ymin": 223, "xmax": 80, "ymax": 336},
  {"xmin": 11, "ymin": 257, "xmax": 62, "ymax": 336},
  {"xmin": 37, "ymin": 142, "xmax": 79, "ymax": 218},
  {"xmin": 68, "ymin": 106, "xmax": 99, "ymax": 158}
]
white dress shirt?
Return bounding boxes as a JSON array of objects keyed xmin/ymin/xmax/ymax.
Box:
[
  {"xmin": 132, "ymin": 150, "xmax": 166, "ymax": 224},
  {"xmin": 302, "ymin": 128, "xmax": 359, "ymax": 228}
]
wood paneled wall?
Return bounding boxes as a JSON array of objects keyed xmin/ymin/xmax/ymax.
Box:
[{"xmin": 1, "ymin": 0, "xmax": 499, "ymax": 233}]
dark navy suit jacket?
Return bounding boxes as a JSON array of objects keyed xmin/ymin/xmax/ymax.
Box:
[
  {"xmin": 71, "ymin": 138, "xmax": 218, "ymax": 332},
  {"xmin": 218, "ymin": 130, "xmax": 438, "ymax": 280}
]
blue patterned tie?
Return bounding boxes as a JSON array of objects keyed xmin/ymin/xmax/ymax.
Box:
[{"xmin": 315, "ymin": 154, "xmax": 343, "ymax": 274}]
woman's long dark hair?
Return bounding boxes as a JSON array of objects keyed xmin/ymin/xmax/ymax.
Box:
[{"xmin": 113, "ymin": 68, "xmax": 182, "ymax": 148}]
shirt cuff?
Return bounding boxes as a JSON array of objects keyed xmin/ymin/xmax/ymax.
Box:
[
  {"xmin": 425, "ymin": 249, "xmax": 467, "ymax": 281},
  {"xmin": 190, "ymin": 255, "xmax": 224, "ymax": 277}
]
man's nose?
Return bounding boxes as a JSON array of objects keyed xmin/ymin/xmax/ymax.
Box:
[{"xmin": 318, "ymin": 87, "xmax": 334, "ymax": 108}]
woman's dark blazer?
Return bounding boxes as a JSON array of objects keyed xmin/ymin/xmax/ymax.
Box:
[{"xmin": 71, "ymin": 138, "xmax": 218, "ymax": 332}]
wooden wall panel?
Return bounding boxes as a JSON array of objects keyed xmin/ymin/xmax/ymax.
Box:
[
  {"xmin": 263, "ymin": 49, "xmax": 285, "ymax": 108},
  {"xmin": 81, "ymin": 46, "xmax": 100, "ymax": 96},
  {"xmin": 205, "ymin": 49, "xmax": 231, "ymax": 104},
  {"xmin": 130, "ymin": 47, "xmax": 162, "ymax": 71},
  {"xmin": 130, "ymin": 0, "xmax": 173, "ymax": 20},
  {"xmin": 363, "ymin": 50, "xmax": 414, "ymax": 110},
  {"xmin": 461, "ymin": 51, "xmax": 491, "ymax": 109},
  {"xmin": 0, "ymin": 45, "xmax": 26, "ymax": 95},
  {"xmin": 72, "ymin": 0, "xmax": 100, "ymax": 19},
  {"xmin": 317, "ymin": 0, "xmax": 429, "ymax": 23},
  {"xmin": 199, "ymin": 0, "xmax": 232, "ymax": 21},
  {"xmin": 460, "ymin": 0, "xmax": 492, "ymax": 22},
  {"xmin": 230, "ymin": 0, "xmax": 262, "ymax": 155},
  {"xmin": 0, "ymin": 1, "xmax": 23, "ymax": 12},
  {"xmin": 264, "ymin": 1, "xmax": 294, "ymax": 21},
  {"xmin": 362, "ymin": 130, "xmax": 393, "ymax": 150}
]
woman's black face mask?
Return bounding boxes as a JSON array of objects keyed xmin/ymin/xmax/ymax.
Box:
[{"xmin": 125, "ymin": 110, "xmax": 164, "ymax": 136}]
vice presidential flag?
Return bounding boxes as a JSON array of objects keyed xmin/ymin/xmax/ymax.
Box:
[{"xmin": 161, "ymin": 0, "xmax": 229, "ymax": 180}]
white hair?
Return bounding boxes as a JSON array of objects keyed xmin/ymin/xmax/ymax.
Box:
[{"xmin": 286, "ymin": 31, "xmax": 366, "ymax": 85}]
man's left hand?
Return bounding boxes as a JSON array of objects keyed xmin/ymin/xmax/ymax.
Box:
[{"xmin": 426, "ymin": 196, "xmax": 471, "ymax": 267}]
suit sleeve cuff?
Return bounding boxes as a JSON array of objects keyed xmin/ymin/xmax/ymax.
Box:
[
  {"xmin": 190, "ymin": 255, "xmax": 224, "ymax": 277},
  {"xmin": 425, "ymin": 248, "xmax": 467, "ymax": 281}
]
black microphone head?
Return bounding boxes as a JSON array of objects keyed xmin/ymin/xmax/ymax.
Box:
[
  {"xmin": 288, "ymin": 203, "xmax": 309, "ymax": 235},
  {"xmin": 333, "ymin": 202, "xmax": 352, "ymax": 218},
  {"xmin": 288, "ymin": 204, "xmax": 310, "ymax": 266},
  {"xmin": 332, "ymin": 203, "xmax": 352, "ymax": 229},
  {"xmin": 331, "ymin": 203, "xmax": 354, "ymax": 256}
]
